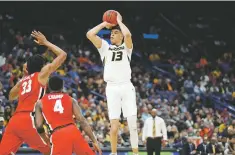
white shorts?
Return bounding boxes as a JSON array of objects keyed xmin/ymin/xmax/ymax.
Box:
[{"xmin": 105, "ymin": 82, "xmax": 137, "ymax": 120}]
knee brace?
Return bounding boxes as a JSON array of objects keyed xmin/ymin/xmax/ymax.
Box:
[{"xmin": 127, "ymin": 115, "xmax": 138, "ymax": 148}]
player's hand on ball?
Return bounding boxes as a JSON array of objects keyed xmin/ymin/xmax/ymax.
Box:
[
  {"xmin": 31, "ymin": 30, "xmax": 48, "ymax": 45},
  {"xmin": 93, "ymin": 142, "xmax": 102, "ymax": 155},
  {"xmin": 116, "ymin": 11, "xmax": 122, "ymax": 22},
  {"xmin": 103, "ymin": 21, "xmax": 115, "ymax": 29}
]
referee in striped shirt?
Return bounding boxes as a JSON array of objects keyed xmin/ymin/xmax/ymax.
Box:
[{"xmin": 142, "ymin": 109, "xmax": 168, "ymax": 155}]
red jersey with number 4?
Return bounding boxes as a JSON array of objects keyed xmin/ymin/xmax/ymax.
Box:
[
  {"xmin": 41, "ymin": 93, "xmax": 75, "ymax": 131},
  {"xmin": 15, "ymin": 72, "xmax": 46, "ymax": 113}
]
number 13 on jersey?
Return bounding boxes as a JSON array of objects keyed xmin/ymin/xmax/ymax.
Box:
[
  {"xmin": 54, "ymin": 100, "xmax": 64, "ymax": 114},
  {"xmin": 111, "ymin": 51, "xmax": 123, "ymax": 61}
]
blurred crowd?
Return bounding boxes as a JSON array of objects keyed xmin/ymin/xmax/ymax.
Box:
[{"xmin": 1, "ymin": 5, "xmax": 235, "ymax": 155}]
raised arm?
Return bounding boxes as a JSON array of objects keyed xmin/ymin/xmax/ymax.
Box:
[
  {"xmin": 116, "ymin": 11, "xmax": 133, "ymax": 50},
  {"xmin": 31, "ymin": 31, "xmax": 67, "ymax": 86},
  {"xmin": 86, "ymin": 22, "xmax": 114, "ymax": 49}
]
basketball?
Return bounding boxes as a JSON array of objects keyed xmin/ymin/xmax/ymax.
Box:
[{"xmin": 102, "ymin": 10, "xmax": 118, "ymax": 25}]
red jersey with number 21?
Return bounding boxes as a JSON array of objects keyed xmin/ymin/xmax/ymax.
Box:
[
  {"xmin": 41, "ymin": 93, "xmax": 75, "ymax": 131},
  {"xmin": 15, "ymin": 72, "xmax": 46, "ymax": 113}
]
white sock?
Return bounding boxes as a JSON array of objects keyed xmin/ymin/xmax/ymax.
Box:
[{"xmin": 110, "ymin": 153, "xmax": 117, "ymax": 155}]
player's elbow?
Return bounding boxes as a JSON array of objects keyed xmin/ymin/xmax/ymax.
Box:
[
  {"xmin": 86, "ymin": 31, "xmax": 94, "ymax": 40},
  {"xmin": 8, "ymin": 95, "xmax": 14, "ymax": 101},
  {"xmin": 86, "ymin": 31, "xmax": 90, "ymax": 37},
  {"xmin": 86, "ymin": 31, "xmax": 91, "ymax": 38},
  {"xmin": 61, "ymin": 51, "xmax": 67, "ymax": 60},
  {"xmin": 9, "ymin": 93, "xmax": 16, "ymax": 101},
  {"xmin": 57, "ymin": 51, "xmax": 67, "ymax": 64}
]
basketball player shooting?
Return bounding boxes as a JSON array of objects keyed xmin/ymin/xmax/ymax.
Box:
[{"xmin": 87, "ymin": 11, "xmax": 139, "ymax": 155}]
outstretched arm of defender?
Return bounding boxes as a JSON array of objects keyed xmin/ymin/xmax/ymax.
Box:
[
  {"xmin": 72, "ymin": 98, "xmax": 98, "ymax": 144},
  {"xmin": 31, "ymin": 31, "xmax": 67, "ymax": 86},
  {"xmin": 116, "ymin": 12, "xmax": 133, "ymax": 50},
  {"xmin": 86, "ymin": 22, "xmax": 114, "ymax": 49}
]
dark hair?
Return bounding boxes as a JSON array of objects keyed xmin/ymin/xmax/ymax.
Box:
[
  {"xmin": 48, "ymin": 76, "xmax": 64, "ymax": 92},
  {"xmin": 27, "ymin": 54, "xmax": 45, "ymax": 74},
  {"xmin": 111, "ymin": 25, "xmax": 121, "ymax": 31}
]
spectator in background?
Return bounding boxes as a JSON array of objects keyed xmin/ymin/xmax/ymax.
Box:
[
  {"xmin": 4, "ymin": 105, "xmax": 12, "ymax": 124},
  {"xmin": 0, "ymin": 82, "xmax": 7, "ymax": 116},
  {"xmin": 149, "ymin": 53, "xmax": 160, "ymax": 65},
  {"xmin": 199, "ymin": 57, "xmax": 208, "ymax": 68},
  {"xmin": 206, "ymin": 136, "xmax": 222, "ymax": 154},
  {"xmin": 179, "ymin": 137, "xmax": 192, "ymax": 155},
  {"xmin": 173, "ymin": 62, "xmax": 184, "ymax": 77},
  {"xmin": 0, "ymin": 117, "xmax": 5, "ymax": 142},
  {"xmin": 194, "ymin": 81, "xmax": 201, "ymax": 95},
  {"xmin": 185, "ymin": 115, "xmax": 194, "ymax": 128},
  {"xmin": 0, "ymin": 54, "xmax": 6, "ymax": 67},
  {"xmin": 0, "ymin": 99, "xmax": 4, "ymax": 117},
  {"xmin": 188, "ymin": 138, "xmax": 196, "ymax": 155},
  {"xmin": 190, "ymin": 96, "xmax": 203, "ymax": 113},
  {"xmin": 200, "ymin": 73, "xmax": 209, "ymax": 87},
  {"xmin": 184, "ymin": 76, "xmax": 194, "ymax": 94},
  {"xmin": 196, "ymin": 136, "xmax": 208, "ymax": 155},
  {"xmin": 141, "ymin": 107, "xmax": 151, "ymax": 122},
  {"xmin": 223, "ymin": 74, "xmax": 230, "ymax": 84}
]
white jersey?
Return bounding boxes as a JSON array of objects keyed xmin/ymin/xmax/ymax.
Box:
[{"xmin": 97, "ymin": 39, "xmax": 132, "ymax": 84}]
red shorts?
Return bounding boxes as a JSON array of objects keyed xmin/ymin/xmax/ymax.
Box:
[
  {"xmin": 50, "ymin": 124, "xmax": 95, "ymax": 155},
  {"xmin": 0, "ymin": 112, "xmax": 50, "ymax": 155}
]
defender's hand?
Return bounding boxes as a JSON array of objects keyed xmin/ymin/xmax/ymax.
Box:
[{"xmin": 31, "ymin": 31, "xmax": 48, "ymax": 45}]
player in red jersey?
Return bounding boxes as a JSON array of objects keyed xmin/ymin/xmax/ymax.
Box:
[
  {"xmin": 0, "ymin": 31, "xmax": 67, "ymax": 155},
  {"xmin": 34, "ymin": 76, "xmax": 102, "ymax": 155}
]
